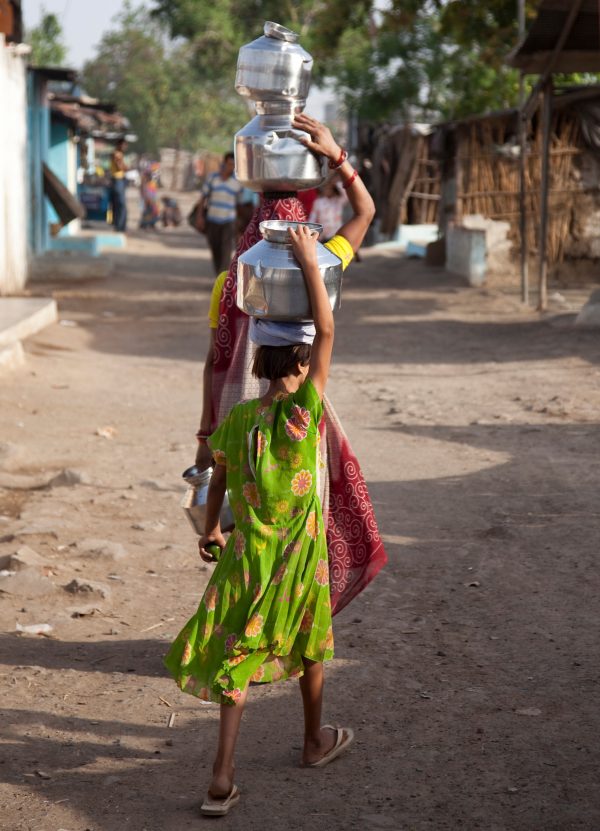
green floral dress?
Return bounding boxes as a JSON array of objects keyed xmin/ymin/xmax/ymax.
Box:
[{"xmin": 164, "ymin": 378, "xmax": 333, "ymax": 705}]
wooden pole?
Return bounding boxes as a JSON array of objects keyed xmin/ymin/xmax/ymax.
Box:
[
  {"xmin": 518, "ymin": 0, "xmax": 528, "ymax": 304},
  {"xmin": 538, "ymin": 78, "xmax": 553, "ymax": 312}
]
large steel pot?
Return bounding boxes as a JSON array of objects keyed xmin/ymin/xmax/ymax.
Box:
[
  {"xmin": 235, "ymin": 21, "xmax": 313, "ymax": 106},
  {"xmin": 237, "ymin": 220, "xmax": 343, "ymax": 322},
  {"xmin": 235, "ymin": 103, "xmax": 327, "ymax": 192}
]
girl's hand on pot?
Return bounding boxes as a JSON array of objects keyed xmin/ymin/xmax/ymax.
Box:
[
  {"xmin": 288, "ymin": 224, "xmax": 319, "ymax": 267},
  {"xmin": 292, "ymin": 113, "xmax": 341, "ymax": 161},
  {"xmin": 198, "ymin": 531, "xmax": 226, "ymax": 563}
]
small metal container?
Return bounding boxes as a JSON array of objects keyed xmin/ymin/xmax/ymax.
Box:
[
  {"xmin": 237, "ymin": 220, "xmax": 343, "ymax": 321},
  {"xmin": 181, "ymin": 465, "xmax": 235, "ymax": 536}
]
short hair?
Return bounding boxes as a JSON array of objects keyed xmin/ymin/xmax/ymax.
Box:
[
  {"xmin": 116, "ymin": 138, "xmax": 126, "ymax": 148},
  {"xmin": 252, "ymin": 343, "xmax": 311, "ymax": 381},
  {"xmin": 224, "ymin": 152, "xmax": 234, "ymax": 162}
]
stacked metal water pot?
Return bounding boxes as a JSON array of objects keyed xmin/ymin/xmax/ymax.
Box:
[
  {"xmin": 234, "ymin": 21, "xmax": 327, "ymax": 192},
  {"xmin": 235, "ymin": 22, "xmax": 343, "ymax": 322}
]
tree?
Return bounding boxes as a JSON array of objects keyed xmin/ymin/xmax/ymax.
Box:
[
  {"xmin": 27, "ymin": 8, "xmax": 67, "ymax": 67},
  {"xmin": 82, "ymin": 5, "xmax": 246, "ymax": 155}
]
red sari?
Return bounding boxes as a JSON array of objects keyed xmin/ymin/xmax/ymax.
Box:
[{"xmin": 211, "ymin": 195, "xmax": 387, "ymax": 615}]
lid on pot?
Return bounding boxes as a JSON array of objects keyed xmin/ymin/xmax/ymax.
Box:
[
  {"xmin": 259, "ymin": 220, "xmax": 323, "ymax": 244},
  {"xmin": 264, "ymin": 21, "xmax": 299, "ymax": 42}
]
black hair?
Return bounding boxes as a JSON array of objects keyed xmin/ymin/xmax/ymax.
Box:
[
  {"xmin": 252, "ymin": 343, "xmax": 311, "ymax": 381},
  {"xmin": 224, "ymin": 152, "xmax": 234, "ymax": 162}
]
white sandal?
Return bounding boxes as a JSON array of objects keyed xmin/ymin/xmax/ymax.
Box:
[
  {"xmin": 200, "ymin": 784, "xmax": 241, "ymax": 816},
  {"xmin": 304, "ymin": 725, "xmax": 354, "ymax": 768}
]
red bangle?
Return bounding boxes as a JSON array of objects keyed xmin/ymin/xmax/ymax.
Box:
[
  {"xmin": 342, "ymin": 170, "xmax": 358, "ymax": 189},
  {"xmin": 328, "ymin": 147, "xmax": 348, "ymax": 170}
]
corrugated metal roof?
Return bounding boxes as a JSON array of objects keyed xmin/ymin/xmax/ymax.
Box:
[{"xmin": 507, "ymin": 0, "xmax": 600, "ymax": 73}]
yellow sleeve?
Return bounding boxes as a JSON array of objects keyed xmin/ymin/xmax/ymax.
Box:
[
  {"xmin": 208, "ymin": 271, "xmax": 228, "ymax": 329},
  {"xmin": 324, "ymin": 234, "xmax": 354, "ymax": 271}
]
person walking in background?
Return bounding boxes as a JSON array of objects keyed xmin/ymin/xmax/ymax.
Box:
[
  {"xmin": 110, "ymin": 138, "xmax": 128, "ymax": 233},
  {"xmin": 195, "ymin": 152, "xmax": 242, "ymax": 274},
  {"xmin": 309, "ymin": 176, "xmax": 347, "ymax": 241},
  {"xmin": 139, "ymin": 168, "xmax": 160, "ymax": 230}
]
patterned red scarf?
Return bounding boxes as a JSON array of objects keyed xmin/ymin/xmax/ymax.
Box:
[{"xmin": 212, "ymin": 196, "xmax": 387, "ymax": 615}]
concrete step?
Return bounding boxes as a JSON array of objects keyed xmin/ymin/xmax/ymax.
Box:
[
  {"xmin": 0, "ymin": 341, "xmax": 25, "ymax": 371},
  {"xmin": 0, "ymin": 297, "xmax": 58, "ymax": 350}
]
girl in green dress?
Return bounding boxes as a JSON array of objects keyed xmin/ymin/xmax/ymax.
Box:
[{"xmin": 164, "ymin": 224, "xmax": 354, "ymax": 816}]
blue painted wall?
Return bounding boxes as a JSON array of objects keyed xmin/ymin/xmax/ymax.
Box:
[
  {"xmin": 26, "ymin": 72, "xmax": 50, "ymax": 255},
  {"xmin": 47, "ymin": 120, "xmax": 71, "ymax": 228}
]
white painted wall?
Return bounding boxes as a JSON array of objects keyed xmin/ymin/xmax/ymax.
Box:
[{"xmin": 0, "ymin": 38, "xmax": 28, "ymax": 295}]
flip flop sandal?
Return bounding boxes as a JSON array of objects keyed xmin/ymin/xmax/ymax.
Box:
[
  {"xmin": 200, "ymin": 784, "xmax": 241, "ymax": 816},
  {"xmin": 304, "ymin": 725, "xmax": 354, "ymax": 768}
]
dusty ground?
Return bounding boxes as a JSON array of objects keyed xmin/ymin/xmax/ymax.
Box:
[{"xmin": 1, "ymin": 194, "xmax": 600, "ymax": 831}]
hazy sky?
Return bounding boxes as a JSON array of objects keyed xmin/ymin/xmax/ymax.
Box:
[
  {"xmin": 22, "ymin": 0, "xmax": 332, "ymax": 117},
  {"xmin": 23, "ymin": 0, "xmax": 128, "ymax": 68}
]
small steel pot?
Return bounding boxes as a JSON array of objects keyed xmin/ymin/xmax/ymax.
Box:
[{"xmin": 181, "ymin": 465, "xmax": 235, "ymax": 536}]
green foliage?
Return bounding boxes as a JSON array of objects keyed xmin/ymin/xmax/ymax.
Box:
[
  {"xmin": 27, "ymin": 8, "xmax": 67, "ymax": 67},
  {"xmin": 82, "ymin": 4, "xmax": 245, "ymax": 154}
]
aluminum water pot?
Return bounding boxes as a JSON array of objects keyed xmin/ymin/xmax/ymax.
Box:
[
  {"xmin": 237, "ymin": 220, "xmax": 343, "ymax": 322},
  {"xmin": 235, "ymin": 21, "xmax": 313, "ymax": 106},
  {"xmin": 181, "ymin": 465, "xmax": 235, "ymax": 536},
  {"xmin": 235, "ymin": 102, "xmax": 327, "ymax": 192}
]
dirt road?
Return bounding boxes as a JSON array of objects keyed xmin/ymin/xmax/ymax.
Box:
[{"xmin": 1, "ymin": 206, "xmax": 599, "ymax": 831}]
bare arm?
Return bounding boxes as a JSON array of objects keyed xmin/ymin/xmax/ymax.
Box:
[
  {"xmin": 288, "ymin": 225, "xmax": 334, "ymax": 399},
  {"xmin": 292, "ymin": 113, "xmax": 375, "ymax": 252},
  {"xmin": 195, "ymin": 331, "xmax": 216, "ymax": 469},
  {"xmin": 198, "ymin": 463, "xmax": 227, "ymax": 562}
]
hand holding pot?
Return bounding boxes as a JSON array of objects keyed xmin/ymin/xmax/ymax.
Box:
[
  {"xmin": 292, "ymin": 113, "xmax": 341, "ymax": 162},
  {"xmin": 288, "ymin": 223, "xmax": 319, "ymax": 268}
]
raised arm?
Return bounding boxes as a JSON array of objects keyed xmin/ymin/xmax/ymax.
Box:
[
  {"xmin": 292, "ymin": 113, "xmax": 375, "ymax": 253},
  {"xmin": 288, "ymin": 225, "xmax": 334, "ymax": 399}
]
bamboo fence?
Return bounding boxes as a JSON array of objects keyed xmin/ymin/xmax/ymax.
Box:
[{"xmin": 455, "ymin": 111, "xmax": 581, "ymax": 265}]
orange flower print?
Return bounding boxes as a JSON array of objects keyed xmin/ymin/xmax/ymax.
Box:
[
  {"xmin": 251, "ymin": 665, "xmax": 265, "ymax": 682},
  {"xmin": 233, "ymin": 529, "xmax": 245, "ymax": 560},
  {"xmin": 243, "ymin": 570, "xmax": 251, "ymax": 588},
  {"xmin": 277, "ymin": 446, "xmax": 289, "ymax": 461},
  {"xmin": 225, "ymin": 633, "xmax": 238, "ymax": 653},
  {"xmin": 253, "ymin": 583, "xmax": 262, "ymax": 601},
  {"xmin": 223, "ymin": 688, "xmax": 243, "ymax": 704},
  {"xmin": 299, "ymin": 609, "xmax": 314, "ymax": 634},
  {"xmin": 204, "ymin": 584, "xmax": 219, "ymax": 611},
  {"xmin": 314, "ymin": 559, "xmax": 329, "ymax": 586},
  {"xmin": 277, "ymin": 526, "xmax": 290, "ymax": 541},
  {"xmin": 245, "ymin": 613, "xmax": 264, "ymax": 638},
  {"xmin": 256, "ymin": 430, "xmax": 267, "ymax": 456},
  {"xmin": 295, "ymin": 582, "xmax": 304, "ymax": 598},
  {"xmin": 272, "ymin": 564, "xmax": 287, "ymax": 585},
  {"xmin": 276, "ymin": 499, "xmax": 289, "ymax": 515},
  {"xmin": 285, "ymin": 404, "xmax": 311, "ymax": 442},
  {"xmin": 213, "ymin": 449, "xmax": 226, "ymax": 466},
  {"xmin": 230, "ymin": 571, "xmax": 241, "ymax": 587},
  {"xmin": 228, "ymin": 654, "xmax": 245, "ymax": 667},
  {"xmin": 324, "ymin": 627, "xmax": 334, "ymax": 651},
  {"xmin": 306, "ymin": 510, "xmax": 319, "ymax": 540},
  {"xmin": 181, "ymin": 641, "xmax": 193, "ymax": 665},
  {"xmin": 291, "ymin": 469, "xmax": 312, "ymax": 497},
  {"xmin": 242, "ymin": 481, "xmax": 261, "ymax": 508}
]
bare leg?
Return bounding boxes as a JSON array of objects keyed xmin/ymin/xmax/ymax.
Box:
[
  {"xmin": 298, "ymin": 657, "xmax": 337, "ymax": 765},
  {"xmin": 209, "ymin": 687, "xmax": 248, "ymax": 797}
]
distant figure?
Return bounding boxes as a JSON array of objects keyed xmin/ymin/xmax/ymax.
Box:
[
  {"xmin": 196, "ymin": 152, "xmax": 242, "ymax": 274},
  {"xmin": 309, "ymin": 178, "xmax": 347, "ymax": 241},
  {"xmin": 139, "ymin": 170, "xmax": 160, "ymax": 230},
  {"xmin": 161, "ymin": 196, "xmax": 182, "ymax": 227},
  {"xmin": 110, "ymin": 138, "xmax": 128, "ymax": 233}
]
